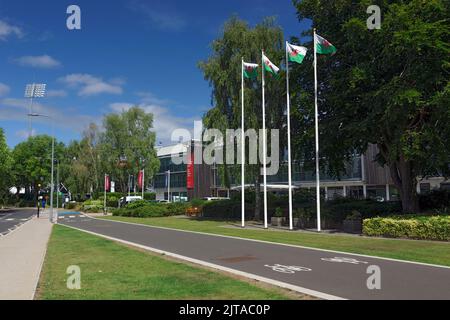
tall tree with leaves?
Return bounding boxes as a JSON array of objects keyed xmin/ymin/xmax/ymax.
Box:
[
  {"xmin": 0, "ymin": 128, "xmax": 13, "ymax": 207},
  {"xmin": 199, "ymin": 16, "xmax": 286, "ymax": 220},
  {"xmin": 12, "ymin": 135, "xmax": 65, "ymax": 200},
  {"xmin": 102, "ymin": 106, "xmax": 160, "ymax": 193},
  {"xmin": 292, "ymin": 0, "xmax": 450, "ymax": 212}
]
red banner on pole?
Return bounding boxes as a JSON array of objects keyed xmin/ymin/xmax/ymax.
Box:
[
  {"xmin": 138, "ymin": 170, "xmax": 144, "ymax": 190},
  {"xmin": 105, "ymin": 175, "xmax": 110, "ymax": 192},
  {"xmin": 187, "ymin": 153, "xmax": 194, "ymax": 190}
]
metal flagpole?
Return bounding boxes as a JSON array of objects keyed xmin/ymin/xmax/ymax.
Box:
[
  {"xmin": 167, "ymin": 170, "xmax": 171, "ymax": 203},
  {"xmin": 262, "ymin": 51, "xmax": 268, "ymax": 229},
  {"xmin": 286, "ymin": 42, "xmax": 294, "ymax": 231},
  {"xmin": 50, "ymin": 120, "xmax": 55, "ymax": 223},
  {"xmin": 142, "ymin": 169, "xmax": 145, "ymax": 200},
  {"xmin": 313, "ymin": 29, "xmax": 322, "ymax": 232},
  {"xmin": 241, "ymin": 58, "xmax": 246, "ymax": 228},
  {"xmin": 104, "ymin": 174, "xmax": 107, "ymax": 215}
]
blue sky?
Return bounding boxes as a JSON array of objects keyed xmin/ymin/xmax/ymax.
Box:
[{"xmin": 0, "ymin": 0, "xmax": 310, "ymax": 147}]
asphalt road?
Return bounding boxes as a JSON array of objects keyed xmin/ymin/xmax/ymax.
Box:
[
  {"xmin": 0, "ymin": 209, "xmax": 35, "ymax": 235},
  {"xmin": 59, "ymin": 213, "xmax": 450, "ymax": 300}
]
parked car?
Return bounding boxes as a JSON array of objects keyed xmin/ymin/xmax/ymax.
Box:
[
  {"xmin": 202, "ymin": 197, "xmax": 230, "ymax": 202},
  {"xmin": 118, "ymin": 196, "xmax": 143, "ymax": 208}
]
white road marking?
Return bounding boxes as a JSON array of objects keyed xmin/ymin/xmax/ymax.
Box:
[
  {"xmin": 321, "ymin": 257, "xmax": 369, "ymax": 265},
  {"xmin": 264, "ymin": 264, "xmax": 312, "ymax": 274}
]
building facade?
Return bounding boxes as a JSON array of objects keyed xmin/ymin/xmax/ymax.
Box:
[{"xmin": 153, "ymin": 142, "xmax": 449, "ymax": 202}]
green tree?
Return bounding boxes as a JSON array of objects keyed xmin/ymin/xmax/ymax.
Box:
[
  {"xmin": 59, "ymin": 124, "xmax": 103, "ymax": 198},
  {"xmin": 0, "ymin": 128, "xmax": 13, "ymax": 207},
  {"xmin": 102, "ymin": 106, "xmax": 160, "ymax": 193},
  {"xmin": 12, "ymin": 135, "xmax": 65, "ymax": 201},
  {"xmin": 292, "ymin": 0, "xmax": 450, "ymax": 212},
  {"xmin": 199, "ymin": 16, "xmax": 286, "ymax": 220}
]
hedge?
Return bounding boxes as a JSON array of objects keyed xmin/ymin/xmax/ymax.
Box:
[
  {"xmin": 363, "ymin": 215, "xmax": 450, "ymax": 241},
  {"xmin": 419, "ymin": 190, "xmax": 450, "ymax": 210},
  {"xmin": 112, "ymin": 202, "xmax": 189, "ymax": 218},
  {"xmin": 201, "ymin": 197, "xmax": 402, "ymax": 222}
]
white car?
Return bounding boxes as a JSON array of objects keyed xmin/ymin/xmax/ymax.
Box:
[
  {"xmin": 119, "ymin": 196, "xmax": 143, "ymax": 207},
  {"xmin": 202, "ymin": 197, "xmax": 230, "ymax": 202}
]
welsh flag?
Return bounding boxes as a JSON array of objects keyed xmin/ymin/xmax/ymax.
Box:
[
  {"xmin": 287, "ymin": 42, "xmax": 307, "ymax": 64},
  {"xmin": 243, "ymin": 62, "xmax": 258, "ymax": 79},
  {"xmin": 263, "ymin": 54, "xmax": 280, "ymax": 76},
  {"xmin": 315, "ymin": 34, "xmax": 337, "ymax": 55}
]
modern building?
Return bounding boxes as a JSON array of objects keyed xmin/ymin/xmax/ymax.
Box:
[{"xmin": 153, "ymin": 142, "xmax": 449, "ymax": 202}]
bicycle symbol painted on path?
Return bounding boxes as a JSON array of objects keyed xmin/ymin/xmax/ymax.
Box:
[
  {"xmin": 321, "ymin": 257, "xmax": 369, "ymax": 265},
  {"xmin": 264, "ymin": 264, "xmax": 312, "ymax": 274}
]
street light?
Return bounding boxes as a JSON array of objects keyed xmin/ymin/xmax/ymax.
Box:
[
  {"xmin": 28, "ymin": 113, "xmax": 56, "ymax": 223},
  {"xmin": 25, "ymin": 84, "xmax": 46, "ymax": 138}
]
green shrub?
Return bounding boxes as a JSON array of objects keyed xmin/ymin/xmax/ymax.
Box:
[
  {"xmin": 419, "ymin": 190, "xmax": 450, "ymax": 210},
  {"xmin": 202, "ymin": 200, "xmax": 248, "ymax": 220},
  {"xmin": 125, "ymin": 200, "xmax": 149, "ymax": 209},
  {"xmin": 322, "ymin": 199, "xmax": 401, "ymax": 223},
  {"xmin": 363, "ymin": 215, "xmax": 450, "ymax": 241},
  {"xmin": 65, "ymin": 202, "xmax": 81, "ymax": 210},
  {"xmin": 274, "ymin": 207, "xmax": 284, "ymax": 217},
  {"xmin": 81, "ymin": 199, "xmax": 104, "ymax": 213},
  {"xmin": 143, "ymin": 192, "xmax": 156, "ymax": 201},
  {"xmin": 166, "ymin": 202, "xmax": 189, "ymax": 215},
  {"xmin": 112, "ymin": 202, "xmax": 187, "ymax": 218}
]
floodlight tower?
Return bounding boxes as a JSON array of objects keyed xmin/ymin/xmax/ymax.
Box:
[{"xmin": 24, "ymin": 84, "xmax": 46, "ymax": 138}]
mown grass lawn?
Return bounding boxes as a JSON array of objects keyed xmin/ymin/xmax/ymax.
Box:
[
  {"xmin": 102, "ymin": 216, "xmax": 450, "ymax": 267},
  {"xmin": 37, "ymin": 225, "xmax": 296, "ymax": 300}
]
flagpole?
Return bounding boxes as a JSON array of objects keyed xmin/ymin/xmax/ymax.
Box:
[
  {"xmin": 313, "ymin": 29, "xmax": 321, "ymax": 232},
  {"xmin": 286, "ymin": 42, "xmax": 294, "ymax": 231},
  {"xmin": 262, "ymin": 50, "xmax": 268, "ymax": 229},
  {"xmin": 241, "ymin": 58, "xmax": 245, "ymax": 228},
  {"xmin": 104, "ymin": 174, "xmax": 107, "ymax": 216},
  {"xmin": 142, "ymin": 169, "xmax": 145, "ymax": 200}
]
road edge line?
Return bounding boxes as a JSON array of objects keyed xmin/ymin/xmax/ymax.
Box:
[
  {"xmin": 86, "ymin": 214, "xmax": 450, "ymax": 270},
  {"xmin": 59, "ymin": 223, "xmax": 345, "ymax": 301}
]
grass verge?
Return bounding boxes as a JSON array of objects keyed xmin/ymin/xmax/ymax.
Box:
[
  {"xmin": 102, "ymin": 216, "xmax": 450, "ymax": 267},
  {"xmin": 37, "ymin": 225, "xmax": 298, "ymax": 300}
]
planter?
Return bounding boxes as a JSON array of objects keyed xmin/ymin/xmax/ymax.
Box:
[
  {"xmin": 293, "ymin": 217, "xmax": 310, "ymax": 229},
  {"xmin": 271, "ymin": 217, "xmax": 285, "ymax": 227},
  {"xmin": 343, "ymin": 219, "xmax": 363, "ymax": 234}
]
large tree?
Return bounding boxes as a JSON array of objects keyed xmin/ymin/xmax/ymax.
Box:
[
  {"xmin": 0, "ymin": 128, "xmax": 13, "ymax": 207},
  {"xmin": 102, "ymin": 106, "xmax": 160, "ymax": 193},
  {"xmin": 292, "ymin": 0, "xmax": 450, "ymax": 212},
  {"xmin": 12, "ymin": 135, "xmax": 65, "ymax": 200},
  {"xmin": 199, "ymin": 16, "xmax": 286, "ymax": 220}
]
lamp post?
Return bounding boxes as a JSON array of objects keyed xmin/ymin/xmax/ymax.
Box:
[
  {"xmin": 25, "ymin": 84, "xmax": 46, "ymax": 138},
  {"xmin": 28, "ymin": 113, "xmax": 56, "ymax": 223}
]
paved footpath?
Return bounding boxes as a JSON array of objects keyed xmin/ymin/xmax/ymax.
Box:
[
  {"xmin": 59, "ymin": 213, "xmax": 450, "ymax": 300},
  {"xmin": 0, "ymin": 210, "xmax": 53, "ymax": 300}
]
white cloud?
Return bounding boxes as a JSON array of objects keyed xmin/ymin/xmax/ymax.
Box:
[
  {"xmin": 15, "ymin": 55, "xmax": 62, "ymax": 68},
  {"xmin": 0, "ymin": 83, "xmax": 10, "ymax": 97},
  {"xmin": 109, "ymin": 93, "xmax": 201, "ymax": 144},
  {"xmin": 59, "ymin": 74, "xmax": 124, "ymax": 96},
  {"xmin": 16, "ymin": 129, "xmax": 36, "ymax": 139},
  {"xmin": 46, "ymin": 89, "xmax": 67, "ymax": 98},
  {"xmin": 0, "ymin": 20, "xmax": 23, "ymax": 40},
  {"xmin": 0, "ymin": 98, "xmax": 98, "ymax": 135}
]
